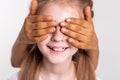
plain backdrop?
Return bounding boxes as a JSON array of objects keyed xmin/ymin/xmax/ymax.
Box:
[{"xmin": 0, "ymin": 0, "xmax": 120, "ymax": 80}]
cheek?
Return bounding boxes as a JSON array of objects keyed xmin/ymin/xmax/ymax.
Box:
[
  {"xmin": 37, "ymin": 43, "xmax": 43, "ymax": 52},
  {"xmin": 72, "ymin": 48, "xmax": 78, "ymax": 55},
  {"xmin": 70, "ymin": 46, "xmax": 78, "ymax": 56},
  {"xmin": 66, "ymin": 47, "xmax": 78, "ymax": 60}
]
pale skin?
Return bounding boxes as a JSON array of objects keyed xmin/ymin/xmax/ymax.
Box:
[
  {"xmin": 37, "ymin": 4, "xmax": 79, "ymax": 79},
  {"xmin": 11, "ymin": 0, "xmax": 99, "ymax": 71}
]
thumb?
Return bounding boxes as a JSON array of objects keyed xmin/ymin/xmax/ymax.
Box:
[
  {"xmin": 84, "ymin": 6, "xmax": 93, "ymax": 24},
  {"xmin": 30, "ymin": 0, "xmax": 38, "ymax": 15}
]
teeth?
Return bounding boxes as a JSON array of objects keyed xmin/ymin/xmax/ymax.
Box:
[{"xmin": 52, "ymin": 48, "xmax": 65, "ymax": 51}]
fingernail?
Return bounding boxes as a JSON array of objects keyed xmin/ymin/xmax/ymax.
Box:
[
  {"xmin": 66, "ymin": 18, "xmax": 71, "ymax": 22},
  {"xmin": 61, "ymin": 28, "xmax": 66, "ymax": 32},
  {"xmin": 69, "ymin": 38, "xmax": 73, "ymax": 42},
  {"xmin": 60, "ymin": 22, "xmax": 65, "ymax": 26}
]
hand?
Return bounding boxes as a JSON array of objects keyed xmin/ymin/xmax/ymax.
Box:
[
  {"xmin": 60, "ymin": 6, "xmax": 99, "ymax": 69},
  {"xmin": 18, "ymin": 0, "xmax": 58, "ymax": 44},
  {"xmin": 60, "ymin": 6, "xmax": 98, "ymax": 51}
]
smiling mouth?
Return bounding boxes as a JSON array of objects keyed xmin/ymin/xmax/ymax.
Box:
[{"xmin": 47, "ymin": 46, "xmax": 69, "ymax": 52}]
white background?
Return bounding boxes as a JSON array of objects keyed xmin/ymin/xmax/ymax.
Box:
[{"xmin": 0, "ymin": 0, "xmax": 120, "ymax": 80}]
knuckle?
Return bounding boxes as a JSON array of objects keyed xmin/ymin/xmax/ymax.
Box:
[
  {"xmin": 35, "ymin": 31, "xmax": 39, "ymax": 35},
  {"xmin": 47, "ymin": 22, "xmax": 51, "ymax": 27},
  {"xmin": 35, "ymin": 23, "xmax": 39, "ymax": 29},
  {"xmin": 74, "ymin": 34, "xmax": 79, "ymax": 39},
  {"xmin": 77, "ymin": 35, "xmax": 81, "ymax": 41}
]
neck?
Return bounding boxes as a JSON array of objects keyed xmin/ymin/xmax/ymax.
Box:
[{"xmin": 40, "ymin": 58, "xmax": 76, "ymax": 80}]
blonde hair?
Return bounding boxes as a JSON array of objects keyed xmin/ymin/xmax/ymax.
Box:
[{"xmin": 19, "ymin": 0, "xmax": 96, "ymax": 80}]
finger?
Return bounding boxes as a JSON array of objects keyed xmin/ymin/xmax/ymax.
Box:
[
  {"xmin": 27, "ymin": 15, "xmax": 53, "ymax": 23},
  {"xmin": 31, "ymin": 21, "xmax": 58, "ymax": 30},
  {"xmin": 65, "ymin": 18, "xmax": 92, "ymax": 29},
  {"xmin": 31, "ymin": 27, "xmax": 56, "ymax": 37},
  {"xmin": 60, "ymin": 22, "xmax": 81, "ymax": 32},
  {"xmin": 61, "ymin": 28, "xmax": 88, "ymax": 42},
  {"xmin": 25, "ymin": 28, "xmax": 49, "ymax": 43},
  {"xmin": 84, "ymin": 6, "xmax": 93, "ymax": 24},
  {"xmin": 27, "ymin": 34, "xmax": 48, "ymax": 43},
  {"xmin": 68, "ymin": 38, "xmax": 88, "ymax": 49},
  {"xmin": 65, "ymin": 18, "xmax": 84, "ymax": 25},
  {"xmin": 60, "ymin": 22, "xmax": 88, "ymax": 34},
  {"xmin": 34, "ymin": 35, "xmax": 48, "ymax": 42},
  {"xmin": 30, "ymin": 0, "xmax": 38, "ymax": 15}
]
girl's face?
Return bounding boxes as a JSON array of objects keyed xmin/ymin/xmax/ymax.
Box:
[{"xmin": 37, "ymin": 4, "xmax": 81, "ymax": 64}]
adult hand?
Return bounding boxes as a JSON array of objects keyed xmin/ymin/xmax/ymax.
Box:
[
  {"xmin": 19, "ymin": 0, "xmax": 58, "ymax": 44},
  {"xmin": 60, "ymin": 6, "xmax": 98, "ymax": 51}
]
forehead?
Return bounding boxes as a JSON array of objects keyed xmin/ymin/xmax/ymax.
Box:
[{"xmin": 40, "ymin": 4, "xmax": 82, "ymax": 22}]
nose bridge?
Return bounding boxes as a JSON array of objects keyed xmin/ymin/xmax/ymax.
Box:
[{"xmin": 51, "ymin": 26, "xmax": 66, "ymax": 42}]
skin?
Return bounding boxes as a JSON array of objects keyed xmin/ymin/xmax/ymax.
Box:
[
  {"xmin": 37, "ymin": 3, "xmax": 79, "ymax": 80},
  {"xmin": 11, "ymin": 0, "xmax": 57, "ymax": 67},
  {"xmin": 37, "ymin": 3, "xmax": 80, "ymax": 65},
  {"xmin": 61, "ymin": 6, "xmax": 99, "ymax": 70},
  {"xmin": 11, "ymin": 0, "xmax": 99, "ymax": 70}
]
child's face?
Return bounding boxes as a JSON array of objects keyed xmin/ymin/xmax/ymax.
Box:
[{"xmin": 37, "ymin": 4, "xmax": 81, "ymax": 64}]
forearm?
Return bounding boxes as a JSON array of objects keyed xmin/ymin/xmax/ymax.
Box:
[
  {"xmin": 11, "ymin": 0, "xmax": 39, "ymax": 67},
  {"xmin": 87, "ymin": 46, "xmax": 99, "ymax": 70},
  {"xmin": 11, "ymin": 28, "xmax": 28, "ymax": 67},
  {"xmin": 11, "ymin": 38, "xmax": 28, "ymax": 67}
]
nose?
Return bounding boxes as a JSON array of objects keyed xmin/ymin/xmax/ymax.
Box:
[{"xmin": 51, "ymin": 26, "xmax": 67, "ymax": 42}]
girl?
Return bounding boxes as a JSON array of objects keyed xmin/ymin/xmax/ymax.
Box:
[{"xmin": 10, "ymin": 0, "xmax": 100, "ymax": 80}]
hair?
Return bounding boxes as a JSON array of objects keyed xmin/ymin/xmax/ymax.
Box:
[{"xmin": 19, "ymin": 0, "xmax": 96, "ymax": 80}]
